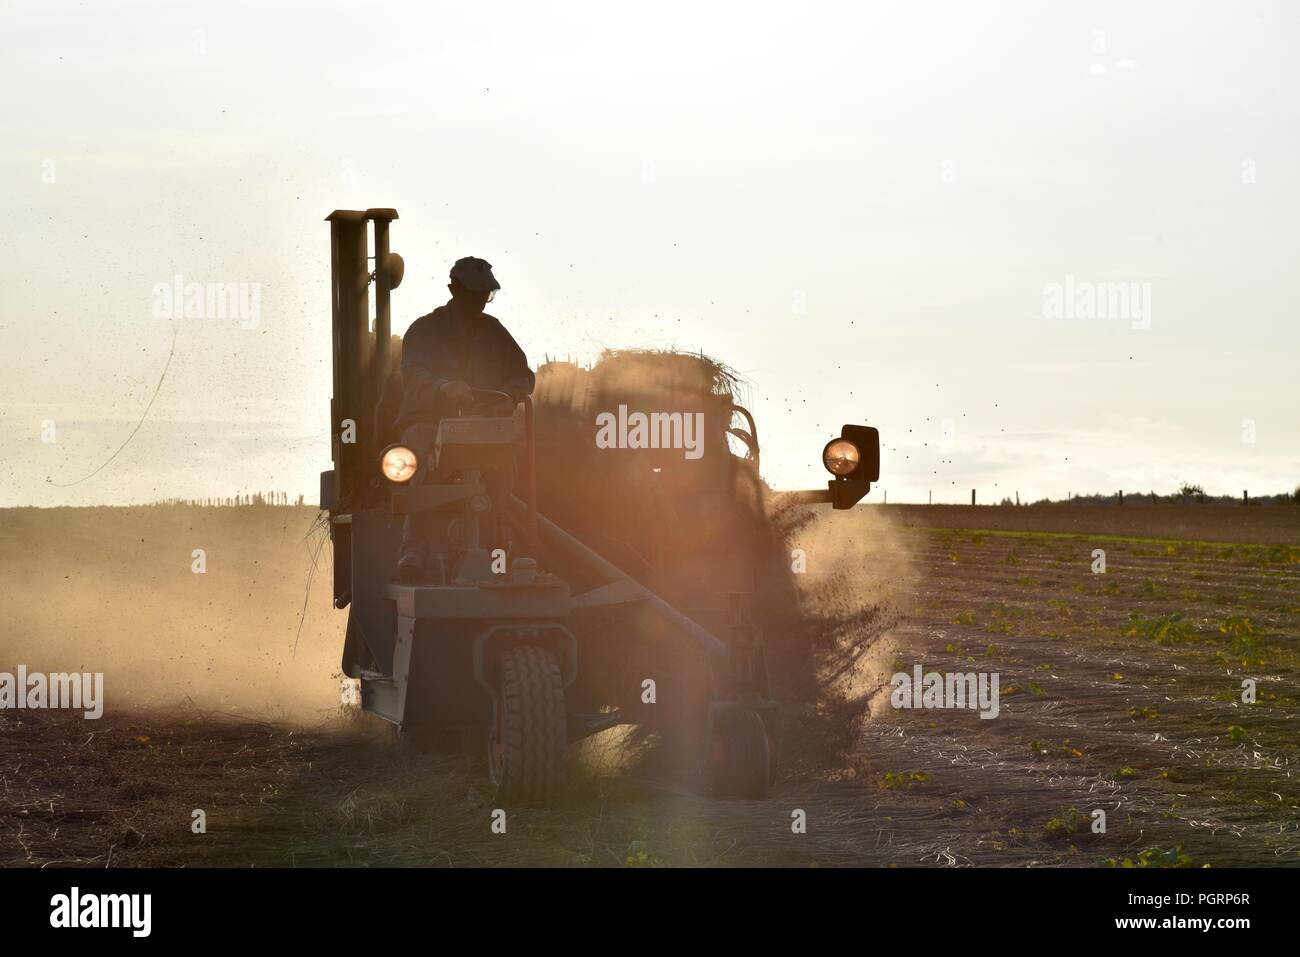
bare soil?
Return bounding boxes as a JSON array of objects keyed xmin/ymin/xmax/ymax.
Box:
[
  {"xmin": 2, "ymin": 505, "xmax": 1297, "ymax": 867},
  {"xmin": 883, "ymin": 503, "xmax": 1300, "ymax": 545}
]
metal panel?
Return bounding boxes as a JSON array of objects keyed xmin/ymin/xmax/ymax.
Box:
[
  {"xmin": 570, "ymin": 579, "xmax": 650, "ymax": 609},
  {"xmin": 387, "ymin": 579, "xmax": 571, "ymax": 620},
  {"xmin": 348, "ymin": 509, "xmax": 404, "ymax": 673},
  {"xmin": 327, "ymin": 211, "xmax": 372, "ymax": 509}
]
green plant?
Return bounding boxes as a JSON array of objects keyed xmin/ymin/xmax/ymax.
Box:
[
  {"xmin": 1126, "ymin": 613, "xmax": 1196, "ymax": 645},
  {"xmin": 1219, "ymin": 615, "xmax": 1256, "ymax": 639},
  {"xmin": 1043, "ymin": 806, "xmax": 1090, "ymax": 842},
  {"xmin": 1107, "ymin": 846, "xmax": 1197, "ymax": 868},
  {"xmin": 624, "ymin": 840, "xmax": 656, "ymax": 867},
  {"xmin": 879, "ymin": 770, "xmax": 931, "ymax": 790}
]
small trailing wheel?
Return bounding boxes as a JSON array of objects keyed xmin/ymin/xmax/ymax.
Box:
[
  {"xmin": 489, "ymin": 645, "xmax": 567, "ymax": 804},
  {"xmin": 706, "ymin": 707, "xmax": 771, "ymax": 799}
]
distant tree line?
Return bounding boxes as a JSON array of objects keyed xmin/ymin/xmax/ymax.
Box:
[
  {"xmin": 997, "ymin": 484, "xmax": 1300, "ymax": 507},
  {"xmin": 152, "ymin": 492, "xmax": 309, "ymax": 507}
]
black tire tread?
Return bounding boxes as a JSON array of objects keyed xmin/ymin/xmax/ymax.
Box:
[{"xmin": 494, "ymin": 645, "xmax": 566, "ymax": 804}]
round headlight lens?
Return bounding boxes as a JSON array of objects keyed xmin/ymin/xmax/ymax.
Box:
[
  {"xmin": 381, "ymin": 445, "xmax": 419, "ymax": 483},
  {"xmin": 822, "ymin": 439, "xmax": 861, "ymax": 476}
]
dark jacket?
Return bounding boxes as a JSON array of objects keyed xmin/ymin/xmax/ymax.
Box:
[{"xmin": 395, "ymin": 303, "xmax": 535, "ymax": 430}]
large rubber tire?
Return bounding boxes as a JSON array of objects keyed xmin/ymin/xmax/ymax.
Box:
[
  {"xmin": 489, "ymin": 645, "xmax": 567, "ymax": 804},
  {"xmin": 706, "ymin": 708, "xmax": 771, "ymax": 799}
]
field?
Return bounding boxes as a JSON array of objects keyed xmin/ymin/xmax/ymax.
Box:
[
  {"xmin": 1, "ymin": 504, "xmax": 1297, "ymax": 867},
  {"xmin": 886, "ymin": 503, "xmax": 1300, "ymax": 545},
  {"xmin": 864, "ymin": 509, "xmax": 1300, "ymax": 867}
]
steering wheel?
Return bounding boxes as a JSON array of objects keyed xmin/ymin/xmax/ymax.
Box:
[{"xmin": 458, "ymin": 388, "xmax": 515, "ymax": 416}]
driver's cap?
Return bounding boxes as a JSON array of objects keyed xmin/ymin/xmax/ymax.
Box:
[{"xmin": 449, "ymin": 256, "xmax": 501, "ymax": 292}]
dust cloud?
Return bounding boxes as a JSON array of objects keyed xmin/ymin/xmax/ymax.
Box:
[
  {"xmin": 0, "ymin": 505, "xmax": 344, "ymax": 721},
  {"xmin": 764, "ymin": 497, "xmax": 916, "ymax": 730}
]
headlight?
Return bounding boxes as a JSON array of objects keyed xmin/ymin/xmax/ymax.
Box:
[
  {"xmin": 380, "ymin": 445, "xmax": 419, "ymax": 483},
  {"xmin": 822, "ymin": 438, "xmax": 860, "ymax": 476}
]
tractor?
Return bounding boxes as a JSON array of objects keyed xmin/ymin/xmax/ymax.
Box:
[{"xmin": 319, "ymin": 208, "xmax": 880, "ymax": 803}]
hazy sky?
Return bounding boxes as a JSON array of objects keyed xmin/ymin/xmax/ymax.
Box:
[{"xmin": 2, "ymin": 0, "xmax": 1297, "ymax": 507}]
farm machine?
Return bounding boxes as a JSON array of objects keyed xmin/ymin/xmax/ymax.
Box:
[{"xmin": 319, "ymin": 208, "xmax": 880, "ymax": 802}]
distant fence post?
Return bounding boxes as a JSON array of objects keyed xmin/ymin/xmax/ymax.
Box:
[
  {"xmin": 971, "ymin": 489, "xmax": 976, "ymax": 506},
  {"xmin": 1243, "ymin": 490, "xmax": 1249, "ymax": 505},
  {"xmin": 1118, "ymin": 489, "xmax": 1123, "ymax": 506}
]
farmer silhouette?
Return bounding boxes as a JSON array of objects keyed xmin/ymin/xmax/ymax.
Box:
[{"xmin": 394, "ymin": 257, "xmax": 534, "ymax": 583}]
